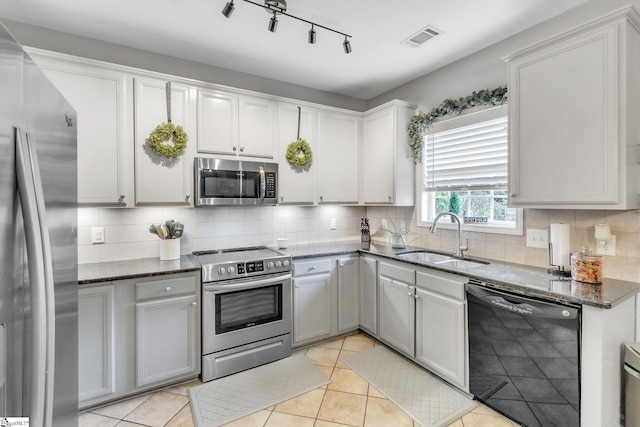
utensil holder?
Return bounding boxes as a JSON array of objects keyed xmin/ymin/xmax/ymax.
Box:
[{"xmin": 160, "ymin": 239, "xmax": 180, "ymax": 261}]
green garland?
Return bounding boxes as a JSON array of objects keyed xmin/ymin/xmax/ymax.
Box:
[
  {"xmin": 147, "ymin": 122, "xmax": 188, "ymax": 158},
  {"xmin": 286, "ymin": 139, "xmax": 313, "ymax": 167},
  {"xmin": 408, "ymin": 85, "xmax": 508, "ymax": 163}
]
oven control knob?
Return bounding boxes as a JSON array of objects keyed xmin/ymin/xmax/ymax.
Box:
[
  {"xmin": 227, "ymin": 266, "xmax": 235, "ymax": 274},
  {"xmin": 217, "ymin": 267, "xmax": 225, "ymax": 275},
  {"xmin": 283, "ymin": 260, "xmax": 290, "ymax": 267},
  {"xmin": 275, "ymin": 260, "xmax": 282, "ymax": 268},
  {"xmin": 267, "ymin": 261, "xmax": 274, "ymax": 269}
]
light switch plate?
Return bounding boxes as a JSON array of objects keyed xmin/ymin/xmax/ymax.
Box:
[
  {"xmin": 91, "ymin": 227, "xmax": 105, "ymax": 244},
  {"xmin": 330, "ymin": 218, "xmax": 337, "ymax": 230},
  {"xmin": 526, "ymin": 229, "xmax": 548, "ymax": 248},
  {"xmin": 381, "ymin": 219, "xmax": 388, "ymax": 230}
]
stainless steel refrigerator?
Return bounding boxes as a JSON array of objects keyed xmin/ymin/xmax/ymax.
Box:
[{"xmin": 0, "ymin": 23, "xmax": 78, "ymax": 426}]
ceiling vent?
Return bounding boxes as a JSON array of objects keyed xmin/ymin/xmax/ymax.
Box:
[{"xmin": 401, "ymin": 26, "xmax": 442, "ymax": 48}]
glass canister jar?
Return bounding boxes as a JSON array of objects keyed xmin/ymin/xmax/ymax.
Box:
[{"xmin": 571, "ymin": 248, "xmax": 603, "ymax": 284}]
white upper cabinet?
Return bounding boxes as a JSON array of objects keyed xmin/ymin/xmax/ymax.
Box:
[
  {"xmin": 197, "ymin": 89, "xmax": 238, "ymax": 155},
  {"xmin": 197, "ymin": 91, "xmax": 276, "ymax": 159},
  {"xmin": 238, "ymin": 96, "xmax": 277, "ymax": 158},
  {"xmin": 134, "ymin": 77, "xmax": 196, "ymax": 205},
  {"xmin": 505, "ymin": 8, "xmax": 640, "ymax": 209},
  {"xmin": 30, "ymin": 50, "xmax": 134, "ymax": 206},
  {"xmin": 277, "ymin": 103, "xmax": 316, "ymax": 204},
  {"xmin": 317, "ymin": 110, "xmax": 360, "ymax": 204},
  {"xmin": 361, "ymin": 101, "xmax": 415, "ymax": 206}
]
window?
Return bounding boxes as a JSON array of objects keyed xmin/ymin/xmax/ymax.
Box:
[{"xmin": 417, "ymin": 105, "xmax": 522, "ymax": 235}]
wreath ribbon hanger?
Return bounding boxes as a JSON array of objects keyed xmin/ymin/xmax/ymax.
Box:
[{"xmin": 166, "ymin": 81, "xmax": 172, "ymax": 123}]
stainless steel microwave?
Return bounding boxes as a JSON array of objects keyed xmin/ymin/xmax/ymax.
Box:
[{"xmin": 194, "ymin": 157, "xmax": 278, "ymax": 206}]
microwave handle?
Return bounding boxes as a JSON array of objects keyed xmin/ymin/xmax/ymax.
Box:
[{"xmin": 259, "ymin": 166, "xmax": 266, "ymax": 203}]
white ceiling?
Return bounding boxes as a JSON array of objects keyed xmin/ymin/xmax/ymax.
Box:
[{"xmin": 0, "ymin": 0, "xmax": 588, "ymax": 100}]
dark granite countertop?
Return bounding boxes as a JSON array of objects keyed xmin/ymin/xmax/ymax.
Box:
[
  {"xmin": 77, "ymin": 241, "xmax": 639, "ymax": 308},
  {"xmin": 78, "ymin": 255, "xmax": 200, "ymax": 285},
  {"xmin": 275, "ymin": 241, "xmax": 640, "ymax": 309}
]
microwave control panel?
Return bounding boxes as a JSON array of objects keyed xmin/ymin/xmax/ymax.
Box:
[{"xmin": 265, "ymin": 172, "xmax": 276, "ymax": 198}]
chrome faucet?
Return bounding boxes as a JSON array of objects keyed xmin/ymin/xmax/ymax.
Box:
[{"xmin": 430, "ymin": 212, "xmax": 469, "ymax": 258}]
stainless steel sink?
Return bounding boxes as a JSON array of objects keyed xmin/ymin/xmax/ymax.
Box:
[
  {"xmin": 396, "ymin": 251, "xmax": 452, "ymax": 263},
  {"xmin": 434, "ymin": 258, "xmax": 489, "ymax": 269}
]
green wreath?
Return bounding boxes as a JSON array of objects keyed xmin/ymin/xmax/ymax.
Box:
[
  {"xmin": 286, "ymin": 139, "xmax": 312, "ymax": 167},
  {"xmin": 147, "ymin": 122, "xmax": 188, "ymax": 158}
]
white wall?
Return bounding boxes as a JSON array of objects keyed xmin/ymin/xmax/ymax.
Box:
[{"xmin": 368, "ymin": 0, "xmax": 637, "ymax": 110}]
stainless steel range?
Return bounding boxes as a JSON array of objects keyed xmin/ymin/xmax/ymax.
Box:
[{"xmin": 190, "ymin": 246, "xmax": 292, "ymax": 381}]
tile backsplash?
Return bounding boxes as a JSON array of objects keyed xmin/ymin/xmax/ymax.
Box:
[
  {"xmin": 79, "ymin": 205, "xmax": 640, "ymax": 283},
  {"xmin": 77, "ymin": 205, "xmax": 366, "ymax": 264},
  {"xmin": 367, "ymin": 206, "xmax": 640, "ymax": 282}
]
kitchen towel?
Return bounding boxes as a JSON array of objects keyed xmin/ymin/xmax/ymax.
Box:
[
  {"xmin": 343, "ymin": 346, "xmax": 476, "ymax": 427},
  {"xmin": 550, "ymin": 223, "xmax": 571, "ymax": 268},
  {"xmin": 188, "ymin": 354, "xmax": 329, "ymax": 426}
]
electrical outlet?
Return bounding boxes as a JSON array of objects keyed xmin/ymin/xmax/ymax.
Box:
[
  {"xmin": 330, "ymin": 218, "xmax": 337, "ymax": 230},
  {"xmin": 526, "ymin": 229, "xmax": 548, "ymax": 248},
  {"xmin": 91, "ymin": 227, "xmax": 105, "ymax": 244},
  {"xmin": 381, "ymin": 219, "xmax": 388, "ymax": 230},
  {"xmin": 596, "ymin": 235, "xmax": 616, "ymax": 256}
]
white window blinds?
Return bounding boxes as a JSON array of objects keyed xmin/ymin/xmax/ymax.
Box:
[{"xmin": 424, "ymin": 115, "xmax": 508, "ymax": 191}]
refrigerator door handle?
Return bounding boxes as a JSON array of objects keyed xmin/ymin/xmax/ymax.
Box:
[{"xmin": 15, "ymin": 128, "xmax": 56, "ymax": 427}]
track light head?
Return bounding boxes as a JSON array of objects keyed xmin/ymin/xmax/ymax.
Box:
[
  {"xmin": 343, "ymin": 37, "xmax": 352, "ymax": 54},
  {"xmin": 308, "ymin": 25, "xmax": 316, "ymax": 44},
  {"xmin": 221, "ymin": 0, "xmax": 235, "ymax": 18},
  {"xmin": 268, "ymin": 12, "xmax": 278, "ymax": 32}
]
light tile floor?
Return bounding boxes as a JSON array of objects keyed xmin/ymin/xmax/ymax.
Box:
[{"xmin": 79, "ymin": 333, "xmax": 519, "ymax": 427}]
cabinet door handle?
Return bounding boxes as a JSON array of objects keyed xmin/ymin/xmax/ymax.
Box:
[
  {"xmin": 240, "ymin": 146, "xmax": 245, "ymax": 152},
  {"xmin": 309, "ymin": 266, "xmax": 316, "ymax": 271},
  {"xmin": 294, "ymin": 283, "xmax": 300, "ymax": 288},
  {"xmin": 510, "ymin": 193, "xmax": 516, "ymax": 198},
  {"xmin": 165, "ymin": 286, "xmax": 171, "ymax": 292},
  {"xmin": 186, "ymin": 195, "xmax": 191, "ymax": 200},
  {"xmin": 191, "ymin": 302, "xmax": 197, "ymax": 306},
  {"xmin": 414, "ymin": 294, "xmax": 420, "ymax": 299},
  {"xmin": 233, "ymin": 145, "xmax": 237, "ymax": 152},
  {"xmin": 119, "ymin": 194, "xmax": 126, "ymax": 200}
]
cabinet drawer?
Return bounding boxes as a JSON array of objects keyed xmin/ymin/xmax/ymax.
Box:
[
  {"xmin": 379, "ymin": 261, "xmax": 415, "ymax": 284},
  {"xmin": 293, "ymin": 258, "xmax": 332, "ymax": 276},
  {"xmin": 416, "ymin": 269, "xmax": 466, "ymax": 300},
  {"xmin": 135, "ymin": 276, "xmax": 197, "ymax": 301}
]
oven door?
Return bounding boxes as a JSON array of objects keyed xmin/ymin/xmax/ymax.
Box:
[{"xmin": 202, "ymin": 273, "xmax": 291, "ymax": 354}]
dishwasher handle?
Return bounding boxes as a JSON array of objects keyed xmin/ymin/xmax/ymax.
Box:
[{"xmin": 466, "ymin": 283, "xmax": 579, "ymax": 320}]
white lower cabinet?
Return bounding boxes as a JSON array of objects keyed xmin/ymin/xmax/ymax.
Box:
[
  {"xmin": 358, "ymin": 256, "xmax": 377, "ymax": 336},
  {"xmin": 135, "ymin": 294, "xmax": 199, "ymax": 387},
  {"xmin": 78, "ymin": 271, "xmax": 200, "ymax": 410},
  {"xmin": 78, "ymin": 285, "xmax": 116, "ymax": 407},
  {"xmin": 415, "ymin": 270, "xmax": 467, "ymax": 390},
  {"xmin": 292, "ymin": 258, "xmax": 332, "ymax": 345},
  {"xmin": 292, "ymin": 255, "xmax": 359, "ymax": 347},
  {"xmin": 378, "ymin": 261, "xmax": 415, "ymax": 356},
  {"xmin": 376, "ymin": 258, "xmax": 468, "ymax": 390}
]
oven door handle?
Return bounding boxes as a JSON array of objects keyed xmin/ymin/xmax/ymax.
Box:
[{"xmin": 204, "ymin": 273, "xmax": 291, "ymax": 293}]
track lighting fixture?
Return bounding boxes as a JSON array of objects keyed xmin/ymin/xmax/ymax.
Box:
[
  {"xmin": 268, "ymin": 11, "xmax": 278, "ymax": 32},
  {"xmin": 221, "ymin": 0, "xmax": 235, "ymax": 18},
  {"xmin": 308, "ymin": 24, "xmax": 316, "ymax": 44},
  {"xmin": 343, "ymin": 36, "xmax": 352, "ymax": 54},
  {"xmin": 221, "ymin": 0, "xmax": 352, "ymax": 53}
]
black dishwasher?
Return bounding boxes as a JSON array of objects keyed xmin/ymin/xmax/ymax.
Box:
[{"xmin": 466, "ymin": 282, "xmax": 580, "ymax": 427}]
